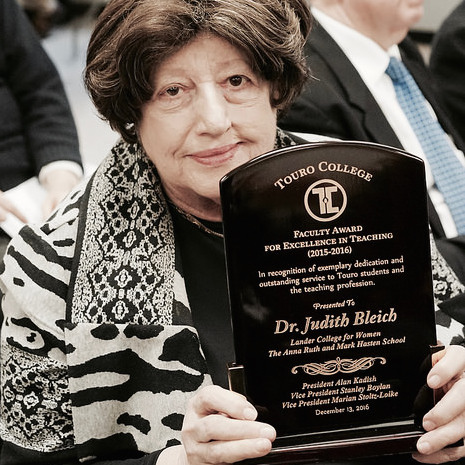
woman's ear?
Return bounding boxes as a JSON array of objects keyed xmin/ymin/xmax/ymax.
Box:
[{"xmin": 270, "ymin": 87, "xmax": 283, "ymax": 113}]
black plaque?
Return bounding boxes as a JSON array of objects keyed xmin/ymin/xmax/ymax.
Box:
[{"xmin": 220, "ymin": 141, "xmax": 438, "ymax": 463}]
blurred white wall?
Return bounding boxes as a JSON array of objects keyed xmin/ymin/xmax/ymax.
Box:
[{"xmin": 414, "ymin": 0, "xmax": 461, "ymax": 33}]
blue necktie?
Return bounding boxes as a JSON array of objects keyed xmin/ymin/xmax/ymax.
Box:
[{"xmin": 386, "ymin": 56, "xmax": 465, "ymax": 235}]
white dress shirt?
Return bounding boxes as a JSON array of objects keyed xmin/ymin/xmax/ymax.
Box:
[{"xmin": 312, "ymin": 7, "xmax": 465, "ymax": 238}]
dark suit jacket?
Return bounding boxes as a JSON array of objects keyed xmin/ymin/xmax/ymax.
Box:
[
  {"xmin": 430, "ymin": 0, "xmax": 465, "ymax": 135},
  {"xmin": 0, "ymin": 0, "xmax": 82, "ymax": 192},
  {"xmin": 279, "ymin": 21, "xmax": 465, "ymax": 282}
]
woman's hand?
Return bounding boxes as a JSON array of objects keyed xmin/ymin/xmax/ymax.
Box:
[
  {"xmin": 158, "ymin": 385, "xmax": 276, "ymax": 465},
  {"xmin": 413, "ymin": 344, "xmax": 465, "ymax": 463},
  {"xmin": 0, "ymin": 190, "xmax": 27, "ymax": 223}
]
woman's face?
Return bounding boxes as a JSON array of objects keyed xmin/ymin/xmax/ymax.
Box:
[{"xmin": 138, "ymin": 33, "xmax": 278, "ymax": 221}]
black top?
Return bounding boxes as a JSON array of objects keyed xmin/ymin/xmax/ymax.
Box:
[{"xmin": 170, "ymin": 204, "xmax": 235, "ymax": 389}]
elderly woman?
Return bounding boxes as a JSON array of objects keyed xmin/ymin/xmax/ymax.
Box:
[{"xmin": 1, "ymin": 0, "xmax": 465, "ymax": 464}]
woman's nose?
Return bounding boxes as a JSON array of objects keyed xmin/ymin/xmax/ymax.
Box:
[{"xmin": 195, "ymin": 85, "xmax": 231, "ymax": 135}]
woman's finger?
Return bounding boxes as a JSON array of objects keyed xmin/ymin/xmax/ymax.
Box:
[
  {"xmin": 191, "ymin": 437, "xmax": 274, "ymax": 464},
  {"xmin": 413, "ymin": 444, "xmax": 465, "ymax": 464},
  {"xmin": 182, "ymin": 385, "xmax": 276, "ymax": 465},
  {"xmin": 185, "ymin": 413, "xmax": 275, "ymax": 444},
  {"xmin": 428, "ymin": 345, "xmax": 465, "ymax": 391},
  {"xmin": 417, "ymin": 409, "xmax": 465, "ymax": 455},
  {"xmin": 188, "ymin": 385, "xmax": 257, "ymax": 421},
  {"xmin": 423, "ymin": 375, "xmax": 465, "ymax": 431}
]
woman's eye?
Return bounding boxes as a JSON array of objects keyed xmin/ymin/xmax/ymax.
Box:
[
  {"xmin": 154, "ymin": 84, "xmax": 187, "ymax": 108},
  {"xmin": 229, "ymin": 75, "xmax": 246, "ymax": 87},
  {"xmin": 165, "ymin": 86, "xmax": 181, "ymax": 96}
]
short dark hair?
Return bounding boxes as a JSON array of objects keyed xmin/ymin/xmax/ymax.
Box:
[{"xmin": 85, "ymin": 0, "xmax": 312, "ymax": 143}]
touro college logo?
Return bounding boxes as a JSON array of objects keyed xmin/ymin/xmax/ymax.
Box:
[{"xmin": 304, "ymin": 179, "xmax": 347, "ymax": 222}]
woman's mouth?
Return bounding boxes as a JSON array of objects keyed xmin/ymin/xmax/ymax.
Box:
[{"xmin": 188, "ymin": 143, "xmax": 239, "ymax": 166}]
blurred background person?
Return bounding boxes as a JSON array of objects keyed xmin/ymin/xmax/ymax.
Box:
[
  {"xmin": 16, "ymin": 0, "xmax": 95, "ymax": 37},
  {"xmin": 279, "ymin": 0, "xmax": 465, "ymax": 283},
  {"xmin": 0, "ymin": 0, "xmax": 83, "ymax": 258},
  {"xmin": 16, "ymin": 0, "xmax": 58, "ymax": 37},
  {"xmin": 429, "ymin": 0, "xmax": 465, "ymax": 135}
]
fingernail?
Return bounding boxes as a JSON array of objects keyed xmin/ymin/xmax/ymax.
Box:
[
  {"xmin": 423, "ymin": 419, "xmax": 435, "ymax": 431},
  {"xmin": 255, "ymin": 438, "xmax": 272, "ymax": 453},
  {"xmin": 243, "ymin": 406, "xmax": 257, "ymax": 420},
  {"xmin": 417, "ymin": 439, "xmax": 432, "ymax": 454},
  {"xmin": 260, "ymin": 426, "xmax": 276, "ymax": 440},
  {"xmin": 428, "ymin": 374, "xmax": 441, "ymax": 389}
]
